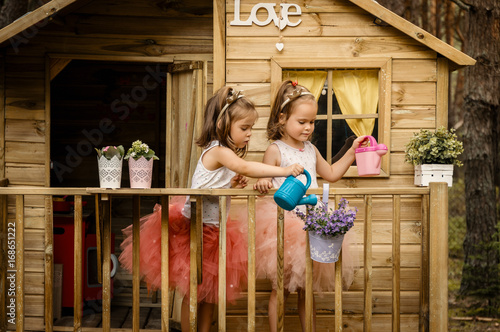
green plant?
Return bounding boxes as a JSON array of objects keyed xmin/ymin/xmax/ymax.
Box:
[
  {"xmin": 404, "ymin": 126, "xmax": 464, "ymax": 166},
  {"xmin": 95, "ymin": 145, "xmax": 125, "ymax": 160},
  {"xmin": 124, "ymin": 140, "xmax": 159, "ymax": 161}
]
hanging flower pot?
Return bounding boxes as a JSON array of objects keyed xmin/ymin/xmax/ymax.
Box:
[
  {"xmin": 96, "ymin": 145, "xmax": 125, "ymax": 189},
  {"xmin": 308, "ymin": 232, "xmax": 344, "ymax": 263},
  {"xmin": 128, "ymin": 156, "xmax": 154, "ymax": 188},
  {"xmin": 124, "ymin": 140, "xmax": 159, "ymax": 189}
]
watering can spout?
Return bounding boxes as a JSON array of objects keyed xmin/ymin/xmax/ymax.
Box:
[{"xmin": 299, "ymin": 194, "xmax": 318, "ymax": 207}]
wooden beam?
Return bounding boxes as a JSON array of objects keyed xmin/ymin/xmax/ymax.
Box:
[
  {"xmin": 15, "ymin": 195, "xmax": 24, "ymax": 332},
  {"xmin": 73, "ymin": 195, "xmax": 83, "ymax": 331},
  {"xmin": 160, "ymin": 196, "xmax": 170, "ymax": 332},
  {"xmin": 436, "ymin": 58, "xmax": 449, "ymax": 128},
  {"xmin": 213, "ymin": 0, "xmax": 226, "ymax": 89},
  {"xmin": 247, "ymin": 196, "xmax": 256, "ymax": 332},
  {"xmin": 50, "ymin": 58, "xmax": 72, "ymax": 81},
  {"xmin": 392, "ymin": 195, "xmax": 401, "ymax": 331},
  {"xmin": 44, "ymin": 195, "xmax": 54, "ymax": 332},
  {"xmin": 364, "ymin": 195, "xmax": 373, "ymax": 332},
  {"xmin": 132, "ymin": 196, "xmax": 140, "ymax": 332}
]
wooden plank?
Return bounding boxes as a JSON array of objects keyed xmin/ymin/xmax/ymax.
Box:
[
  {"xmin": 392, "ymin": 82, "xmax": 436, "ymax": 105},
  {"xmin": 436, "ymin": 58, "xmax": 449, "ymax": 127},
  {"xmin": 227, "ymin": 0, "xmax": 361, "ymax": 13},
  {"xmin": 227, "ymin": 36, "xmax": 437, "ymax": 60},
  {"xmin": 226, "ymin": 60, "xmax": 270, "ymax": 83},
  {"xmin": 364, "ymin": 195, "xmax": 373, "ymax": 332},
  {"xmin": 0, "ymin": 190, "xmax": 7, "ymax": 331},
  {"xmin": 73, "ymin": 195, "xmax": 83, "ymax": 331},
  {"xmin": 247, "ymin": 196, "xmax": 256, "ymax": 332},
  {"xmin": 305, "ymin": 230, "xmax": 313, "ymax": 332},
  {"xmin": 0, "ymin": 55, "xmax": 5, "ymax": 179},
  {"xmin": 429, "ymin": 183, "xmax": 448, "ymax": 331},
  {"xmin": 102, "ymin": 198, "xmax": 111, "ymax": 332},
  {"xmin": 277, "ymin": 207, "xmax": 285, "ymax": 332},
  {"xmin": 5, "ymin": 142, "xmax": 45, "ymax": 164},
  {"xmin": 420, "ymin": 195, "xmax": 430, "ymax": 332},
  {"xmin": 218, "ymin": 196, "xmax": 227, "ymax": 331},
  {"xmin": 189, "ymin": 199, "xmax": 198, "ymax": 331},
  {"xmin": 391, "ymin": 106, "xmax": 435, "ymax": 129},
  {"xmin": 348, "ymin": 0, "xmax": 476, "ymax": 67},
  {"xmin": 352, "ymin": 220, "xmax": 422, "ymax": 245},
  {"xmin": 22, "ymin": 294, "xmax": 44, "ymax": 316},
  {"xmin": 227, "ymin": 12, "xmax": 398, "ymax": 38},
  {"xmin": 213, "ymin": 0, "xmax": 226, "ymax": 89},
  {"xmin": 390, "ymin": 129, "xmax": 419, "ymax": 152},
  {"xmin": 42, "ymin": 195, "xmax": 53, "ymax": 332},
  {"xmin": 334, "ymin": 195, "xmax": 342, "ymax": 331},
  {"xmin": 132, "ymin": 196, "xmax": 140, "ymax": 332},
  {"xmin": 24, "ymin": 272, "xmax": 45, "ymax": 295},
  {"xmin": 5, "ymin": 164, "xmax": 45, "ymax": 186},
  {"xmin": 50, "ymin": 58, "xmax": 72, "ymax": 81},
  {"xmin": 5, "ymin": 119, "xmax": 45, "ymax": 143},
  {"xmin": 392, "ymin": 195, "xmax": 401, "ymax": 331},
  {"xmin": 379, "ymin": 58, "xmax": 392, "ymax": 176},
  {"xmin": 15, "ymin": 195, "xmax": 25, "ymax": 332},
  {"xmin": 392, "ymin": 60, "xmax": 437, "ymax": 82},
  {"xmin": 390, "ymin": 153, "xmax": 414, "ymax": 175},
  {"xmin": 160, "ymin": 196, "xmax": 170, "ymax": 332}
]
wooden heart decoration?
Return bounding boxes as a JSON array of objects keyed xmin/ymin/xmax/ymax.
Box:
[{"xmin": 276, "ymin": 42, "xmax": 284, "ymax": 51}]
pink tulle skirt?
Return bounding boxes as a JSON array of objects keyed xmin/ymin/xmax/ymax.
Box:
[
  {"xmin": 253, "ymin": 198, "xmax": 359, "ymax": 293},
  {"xmin": 118, "ymin": 197, "xmax": 248, "ymax": 304}
]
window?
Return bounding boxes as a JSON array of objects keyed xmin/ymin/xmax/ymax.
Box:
[{"xmin": 271, "ymin": 58, "xmax": 391, "ymax": 177}]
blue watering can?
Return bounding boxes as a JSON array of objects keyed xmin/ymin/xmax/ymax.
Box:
[{"xmin": 274, "ymin": 169, "xmax": 318, "ymax": 211}]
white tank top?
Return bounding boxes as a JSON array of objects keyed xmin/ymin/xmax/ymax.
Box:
[
  {"xmin": 272, "ymin": 140, "xmax": 318, "ymax": 189},
  {"xmin": 182, "ymin": 141, "xmax": 236, "ymax": 226}
]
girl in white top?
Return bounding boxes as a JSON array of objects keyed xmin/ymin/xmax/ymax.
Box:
[
  {"xmin": 254, "ymin": 80, "xmax": 366, "ymax": 332},
  {"xmin": 119, "ymin": 86, "xmax": 303, "ymax": 332}
]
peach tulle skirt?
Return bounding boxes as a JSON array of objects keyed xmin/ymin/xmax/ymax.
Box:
[
  {"xmin": 118, "ymin": 197, "xmax": 248, "ymax": 304},
  {"xmin": 253, "ymin": 197, "xmax": 360, "ymax": 293}
]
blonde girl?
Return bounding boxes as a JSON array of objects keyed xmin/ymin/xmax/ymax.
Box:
[{"xmin": 253, "ymin": 80, "xmax": 365, "ymax": 332}]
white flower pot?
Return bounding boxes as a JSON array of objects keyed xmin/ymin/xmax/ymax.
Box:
[
  {"xmin": 414, "ymin": 164, "xmax": 453, "ymax": 187},
  {"xmin": 129, "ymin": 156, "xmax": 154, "ymax": 188},
  {"xmin": 97, "ymin": 156, "xmax": 123, "ymax": 188},
  {"xmin": 308, "ymin": 232, "xmax": 344, "ymax": 263}
]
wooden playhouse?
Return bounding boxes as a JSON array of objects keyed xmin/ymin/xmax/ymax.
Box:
[{"xmin": 0, "ymin": 0, "xmax": 475, "ymax": 331}]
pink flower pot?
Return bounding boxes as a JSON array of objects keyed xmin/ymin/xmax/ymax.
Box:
[{"xmin": 128, "ymin": 156, "xmax": 153, "ymax": 188}]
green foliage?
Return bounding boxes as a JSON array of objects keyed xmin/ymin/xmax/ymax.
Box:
[
  {"xmin": 405, "ymin": 126, "xmax": 464, "ymax": 166},
  {"xmin": 95, "ymin": 145, "xmax": 125, "ymax": 160},
  {"xmin": 124, "ymin": 140, "xmax": 159, "ymax": 161}
]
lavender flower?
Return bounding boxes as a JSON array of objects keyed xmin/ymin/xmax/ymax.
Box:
[{"xmin": 295, "ymin": 198, "xmax": 357, "ymax": 237}]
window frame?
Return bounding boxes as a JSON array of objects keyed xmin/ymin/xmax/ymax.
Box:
[{"xmin": 271, "ymin": 57, "xmax": 392, "ymax": 177}]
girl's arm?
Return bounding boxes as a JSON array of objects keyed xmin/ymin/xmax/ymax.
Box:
[
  {"xmin": 316, "ymin": 136, "xmax": 367, "ymax": 182},
  {"xmin": 204, "ymin": 145, "xmax": 303, "ymax": 178},
  {"xmin": 253, "ymin": 144, "xmax": 281, "ymax": 193}
]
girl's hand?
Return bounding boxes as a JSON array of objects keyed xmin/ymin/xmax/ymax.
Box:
[
  {"xmin": 351, "ymin": 136, "xmax": 369, "ymax": 150},
  {"xmin": 231, "ymin": 174, "xmax": 248, "ymax": 188},
  {"xmin": 285, "ymin": 163, "xmax": 304, "ymax": 177},
  {"xmin": 254, "ymin": 178, "xmax": 273, "ymax": 194}
]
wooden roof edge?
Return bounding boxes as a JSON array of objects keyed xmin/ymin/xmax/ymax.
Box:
[
  {"xmin": 0, "ymin": 0, "xmax": 79, "ymax": 46},
  {"xmin": 349, "ymin": 0, "xmax": 476, "ymax": 69}
]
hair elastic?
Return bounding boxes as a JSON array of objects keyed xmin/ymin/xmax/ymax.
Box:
[
  {"xmin": 280, "ymin": 87, "xmax": 314, "ymax": 111},
  {"xmin": 216, "ymin": 90, "xmax": 244, "ymax": 123}
]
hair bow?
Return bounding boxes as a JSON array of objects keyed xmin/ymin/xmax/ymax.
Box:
[
  {"xmin": 280, "ymin": 87, "xmax": 314, "ymax": 111},
  {"xmin": 217, "ymin": 89, "xmax": 245, "ymax": 123}
]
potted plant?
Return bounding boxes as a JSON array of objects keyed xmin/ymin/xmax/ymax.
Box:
[
  {"xmin": 404, "ymin": 126, "xmax": 464, "ymax": 187},
  {"xmin": 124, "ymin": 140, "xmax": 159, "ymax": 188},
  {"xmin": 295, "ymin": 198, "xmax": 357, "ymax": 263},
  {"xmin": 95, "ymin": 145, "xmax": 125, "ymax": 188}
]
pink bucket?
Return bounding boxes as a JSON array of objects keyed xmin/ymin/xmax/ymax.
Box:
[{"xmin": 355, "ymin": 136, "xmax": 388, "ymax": 176}]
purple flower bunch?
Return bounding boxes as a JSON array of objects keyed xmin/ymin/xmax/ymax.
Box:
[{"xmin": 295, "ymin": 198, "xmax": 357, "ymax": 237}]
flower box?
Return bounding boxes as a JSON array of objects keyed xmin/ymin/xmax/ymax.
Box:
[{"xmin": 414, "ymin": 164, "xmax": 453, "ymax": 187}]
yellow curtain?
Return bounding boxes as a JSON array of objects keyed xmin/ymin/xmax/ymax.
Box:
[
  {"xmin": 331, "ymin": 70, "xmax": 379, "ymax": 137},
  {"xmin": 282, "ymin": 70, "xmax": 327, "ymax": 101}
]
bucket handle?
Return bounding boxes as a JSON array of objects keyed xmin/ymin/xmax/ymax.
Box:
[
  {"xmin": 303, "ymin": 169, "xmax": 312, "ymax": 190},
  {"xmin": 361, "ymin": 135, "xmax": 378, "ymax": 147}
]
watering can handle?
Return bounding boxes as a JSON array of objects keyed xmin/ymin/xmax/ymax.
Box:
[
  {"xmin": 361, "ymin": 135, "xmax": 378, "ymax": 147},
  {"xmin": 303, "ymin": 169, "xmax": 312, "ymax": 190}
]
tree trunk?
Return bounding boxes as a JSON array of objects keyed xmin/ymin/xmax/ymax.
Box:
[
  {"xmin": 461, "ymin": 0, "xmax": 500, "ymax": 308},
  {"xmin": 0, "ymin": 0, "xmax": 28, "ymax": 28}
]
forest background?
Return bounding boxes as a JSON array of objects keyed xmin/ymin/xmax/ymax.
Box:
[{"xmin": 0, "ymin": 0, "xmax": 498, "ymax": 331}]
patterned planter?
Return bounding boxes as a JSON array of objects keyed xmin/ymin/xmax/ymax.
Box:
[
  {"xmin": 97, "ymin": 156, "xmax": 123, "ymax": 188},
  {"xmin": 308, "ymin": 232, "xmax": 344, "ymax": 263},
  {"xmin": 128, "ymin": 156, "xmax": 154, "ymax": 189},
  {"xmin": 414, "ymin": 164, "xmax": 453, "ymax": 187}
]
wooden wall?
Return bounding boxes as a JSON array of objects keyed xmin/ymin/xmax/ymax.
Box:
[{"xmin": 1, "ymin": 0, "xmax": 213, "ymax": 329}]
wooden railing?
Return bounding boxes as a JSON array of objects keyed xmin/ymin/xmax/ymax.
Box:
[{"xmin": 0, "ymin": 184, "xmax": 449, "ymax": 332}]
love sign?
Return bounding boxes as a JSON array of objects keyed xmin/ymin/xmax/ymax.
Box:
[{"xmin": 230, "ymin": 0, "xmax": 302, "ymax": 30}]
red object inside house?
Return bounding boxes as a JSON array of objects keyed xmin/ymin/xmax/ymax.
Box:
[{"xmin": 53, "ymin": 213, "xmax": 115, "ymax": 308}]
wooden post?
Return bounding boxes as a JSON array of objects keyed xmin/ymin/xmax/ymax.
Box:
[
  {"xmin": 277, "ymin": 207, "xmax": 285, "ymax": 332},
  {"xmin": 420, "ymin": 194, "xmax": 430, "ymax": 332},
  {"xmin": 15, "ymin": 195, "xmax": 24, "ymax": 332},
  {"xmin": 392, "ymin": 195, "xmax": 401, "ymax": 331},
  {"xmin": 189, "ymin": 198, "xmax": 198, "ymax": 332},
  {"xmin": 94, "ymin": 194, "xmax": 102, "ymax": 284},
  {"xmin": 247, "ymin": 196, "xmax": 256, "ymax": 332},
  {"xmin": 0, "ymin": 192, "xmax": 7, "ymax": 332},
  {"xmin": 132, "ymin": 195, "xmax": 140, "ymax": 332},
  {"xmin": 305, "ymin": 230, "xmax": 313, "ymax": 332},
  {"xmin": 161, "ymin": 195, "xmax": 170, "ymax": 332},
  {"xmin": 44, "ymin": 196, "xmax": 54, "ymax": 332},
  {"xmin": 334, "ymin": 195, "xmax": 342, "ymax": 331},
  {"xmin": 218, "ymin": 196, "xmax": 227, "ymax": 331},
  {"xmin": 429, "ymin": 183, "xmax": 448, "ymax": 331},
  {"xmin": 101, "ymin": 195, "xmax": 111, "ymax": 332},
  {"xmin": 73, "ymin": 195, "xmax": 83, "ymax": 332},
  {"xmin": 364, "ymin": 195, "xmax": 373, "ymax": 332},
  {"xmin": 213, "ymin": 0, "xmax": 226, "ymax": 90}
]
